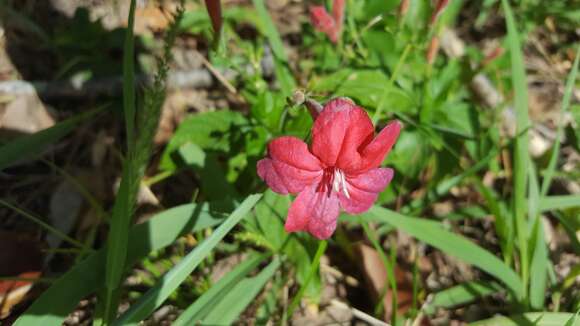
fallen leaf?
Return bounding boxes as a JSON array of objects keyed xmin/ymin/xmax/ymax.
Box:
[{"xmin": 356, "ymin": 243, "xmax": 414, "ymax": 321}]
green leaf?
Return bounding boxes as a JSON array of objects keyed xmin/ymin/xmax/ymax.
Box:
[
  {"xmin": 122, "ymin": 0, "xmax": 137, "ymax": 149},
  {"xmin": 539, "ymin": 195, "xmax": 580, "ymax": 212},
  {"xmin": 13, "ymin": 201, "xmax": 232, "ymax": 326},
  {"xmin": 113, "ymin": 194, "xmax": 263, "ymax": 325},
  {"xmin": 366, "ymin": 206, "xmax": 524, "ymax": 298},
  {"xmin": 178, "ymin": 143, "xmax": 238, "ymax": 200},
  {"xmin": 161, "ymin": 111, "xmax": 247, "ymax": 170},
  {"xmin": 251, "ymin": 0, "xmax": 295, "ymax": 95},
  {"xmin": 0, "ymin": 108, "xmax": 100, "ymax": 171},
  {"xmin": 203, "ymin": 257, "xmax": 280, "ymax": 324},
  {"xmin": 103, "ymin": 0, "xmax": 138, "ymax": 319},
  {"xmin": 245, "ymin": 190, "xmax": 322, "ymax": 301},
  {"xmin": 470, "ymin": 312, "xmax": 577, "ymax": 326},
  {"xmin": 251, "ymin": 0, "xmax": 287, "ymax": 62},
  {"xmin": 424, "ymin": 281, "xmax": 502, "ymax": 315},
  {"xmin": 388, "ymin": 129, "xmax": 430, "ymax": 178},
  {"xmin": 529, "ymin": 163, "xmax": 548, "ymax": 309},
  {"xmin": 173, "ymin": 253, "xmax": 267, "ymax": 325},
  {"xmin": 502, "ymin": 0, "xmax": 530, "ymax": 300},
  {"xmin": 541, "ymin": 44, "xmax": 580, "ymax": 196}
]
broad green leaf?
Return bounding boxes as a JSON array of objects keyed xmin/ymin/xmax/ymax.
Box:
[
  {"xmin": 388, "ymin": 129, "xmax": 430, "ymax": 178},
  {"xmin": 178, "ymin": 143, "xmax": 238, "ymax": 200},
  {"xmin": 366, "ymin": 206, "xmax": 524, "ymax": 298},
  {"xmin": 13, "ymin": 201, "xmax": 232, "ymax": 326},
  {"xmin": 470, "ymin": 312, "xmax": 577, "ymax": 326},
  {"xmin": 173, "ymin": 253, "xmax": 266, "ymax": 325},
  {"xmin": 244, "ymin": 190, "xmax": 322, "ymax": 301},
  {"xmin": 161, "ymin": 111, "xmax": 247, "ymax": 170},
  {"xmin": 203, "ymin": 257, "xmax": 281, "ymax": 324},
  {"xmin": 312, "ymin": 70, "xmax": 391, "ymax": 109},
  {"xmin": 0, "ymin": 108, "xmax": 100, "ymax": 171},
  {"xmin": 113, "ymin": 194, "xmax": 263, "ymax": 325},
  {"xmin": 424, "ymin": 281, "xmax": 502, "ymax": 315}
]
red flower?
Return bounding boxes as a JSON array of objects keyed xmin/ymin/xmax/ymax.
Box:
[
  {"xmin": 257, "ymin": 98, "xmax": 401, "ymax": 239},
  {"xmin": 310, "ymin": 0, "xmax": 345, "ymax": 43}
]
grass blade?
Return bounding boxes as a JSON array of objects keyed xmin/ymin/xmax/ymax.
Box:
[
  {"xmin": 362, "ymin": 221, "xmax": 398, "ymax": 325},
  {"xmin": 470, "ymin": 312, "xmax": 577, "ymax": 326},
  {"xmin": 102, "ymin": 0, "xmax": 138, "ymax": 321},
  {"xmin": 251, "ymin": 0, "xmax": 295, "ymax": 95},
  {"xmin": 285, "ymin": 240, "xmax": 327, "ymax": 320},
  {"xmin": 251, "ymin": 0, "xmax": 287, "ymax": 62},
  {"xmin": 13, "ymin": 201, "xmax": 232, "ymax": 326},
  {"xmin": 366, "ymin": 206, "xmax": 524, "ymax": 298},
  {"xmin": 122, "ymin": 0, "xmax": 137, "ymax": 147},
  {"xmin": 424, "ymin": 281, "xmax": 502, "ymax": 315},
  {"xmin": 541, "ymin": 44, "xmax": 580, "ymax": 196},
  {"xmin": 203, "ymin": 257, "xmax": 281, "ymax": 324},
  {"xmin": 113, "ymin": 194, "xmax": 263, "ymax": 325},
  {"xmin": 502, "ymin": 0, "xmax": 530, "ymax": 300},
  {"xmin": 0, "ymin": 108, "xmax": 100, "ymax": 171},
  {"xmin": 173, "ymin": 253, "xmax": 267, "ymax": 325},
  {"xmin": 0, "ymin": 199, "xmax": 86, "ymax": 249},
  {"xmin": 528, "ymin": 163, "xmax": 548, "ymax": 309},
  {"xmin": 539, "ymin": 195, "xmax": 580, "ymax": 212}
]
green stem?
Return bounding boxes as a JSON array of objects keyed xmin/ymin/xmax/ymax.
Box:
[
  {"xmin": 286, "ymin": 240, "xmax": 328, "ymax": 318},
  {"xmin": 362, "ymin": 221, "xmax": 398, "ymax": 325},
  {"xmin": 373, "ymin": 44, "xmax": 412, "ymax": 123}
]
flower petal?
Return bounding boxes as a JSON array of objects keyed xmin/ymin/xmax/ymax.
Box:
[
  {"xmin": 268, "ymin": 136, "xmax": 322, "ymax": 171},
  {"xmin": 257, "ymin": 158, "xmax": 322, "ymax": 195},
  {"xmin": 311, "ymin": 98, "xmax": 374, "ymax": 168},
  {"xmin": 285, "ymin": 185, "xmax": 340, "ymax": 240},
  {"xmin": 358, "ymin": 120, "xmax": 402, "ymax": 171},
  {"xmin": 310, "ymin": 6, "xmax": 338, "ymax": 42},
  {"xmin": 257, "ymin": 136, "xmax": 323, "ymax": 194},
  {"xmin": 339, "ymin": 168, "xmax": 394, "ymax": 214}
]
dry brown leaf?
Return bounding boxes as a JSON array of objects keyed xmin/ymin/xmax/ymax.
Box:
[{"xmin": 356, "ymin": 243, "xmax": 414, "ymax": 322}]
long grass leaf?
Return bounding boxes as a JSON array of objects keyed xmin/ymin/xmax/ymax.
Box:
[
  {"xmin": 173, "ymin": 253, "xmax": 266, "ymax": 325},
  {"xmin": 122, "ymin": 0, "xmax": 137, "ymax": 146},
  {"xmin": 251, "ymin": 0, "xmax": 295, "ymax": 95},
  {"xmin": 541, "ymin": 44, "xmax": 580, "ymax": 196},
  {"xmin": 528, "ymin": 163, "xmax": 548, "ymax": 309},
  {"xmin": 366, "ymin": 206, "xmax": 524, "ymax": 298},
  {"xmin": 103, "ymin": 0, "xmax": 138, "ymax": 320},
  {"xmin": 0, "ymin": 108, "xmax": 100, "ymax": 171},
  {"xmin": 13, "ymin": 201, "xmax": 232, "ymax": 326},
  {"xmin": 502, "ymin": 0, "xmax": 530, "ymax": 299},
  {"xmin": 203, "ymin": 257, "xmax": 281, "ymax": 324},
  {"xmin": 0, "ymin": 199, "xmax": 86, "ymax": 249},
  {"xmin": 113, "ymin": 194, "xmax": 262, "ymax": 325},
  {"xmin": 424, "ymin": 281, "xmax": 502, "ymax": 315},
  {"xmin": 470, "ymin": 312, "xmax": 576, "ymax": 326},
  {"xmin": 251, "ymin": 0, "xmax": 287, "ymax": 62},
  {"xmin": 539, "ymin": 195, "xmax": 580, "ymax": 212}
]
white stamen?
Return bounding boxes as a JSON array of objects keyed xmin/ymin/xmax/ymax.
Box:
[
  {"xmin": 339, "ymin": 170, "xmax": 350, "ymax": 199},
  {"xmin": 333, "ymin": 169, "xmax": 341, "ymax": 193},
  {"xmin": 332, "ymin": 169, "xmax": 350, "ymax": 199}
]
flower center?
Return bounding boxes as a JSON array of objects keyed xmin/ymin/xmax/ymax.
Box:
[{"xmin": 319, "ymin": 167, "xmax": 350, "ymax": 198}]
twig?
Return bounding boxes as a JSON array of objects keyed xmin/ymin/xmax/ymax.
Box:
[{"xmin": 330, "ymin": 299, "xmax": 391, "ymax": 326}]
